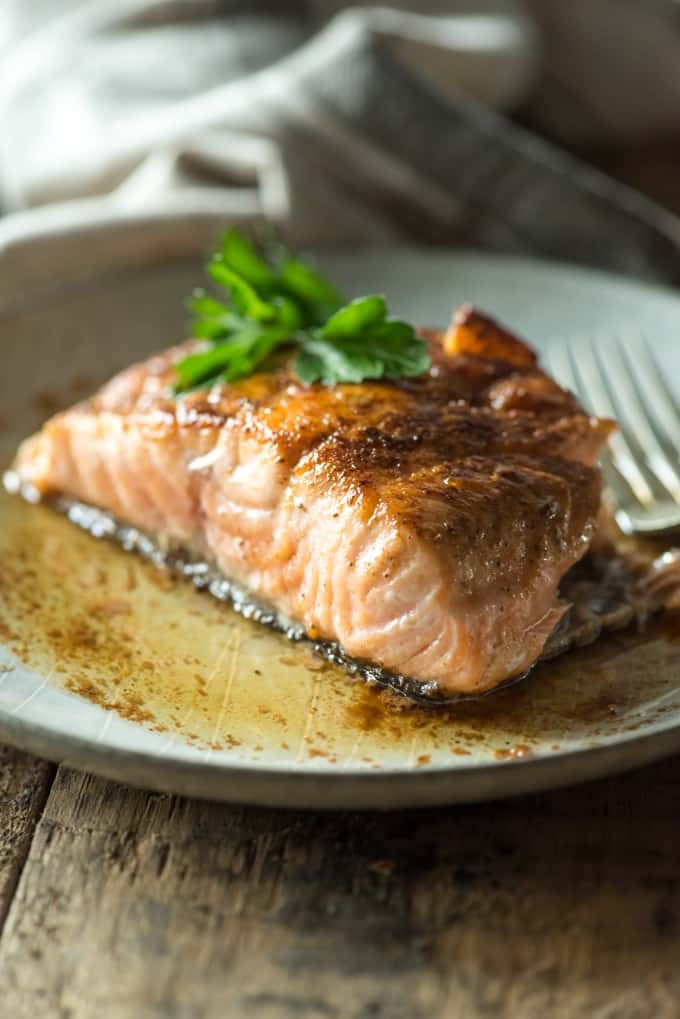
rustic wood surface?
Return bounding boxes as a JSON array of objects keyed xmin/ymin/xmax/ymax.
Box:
[
  {"xmin": 0, "ymin": 748, "xmax": 53, "ymax": 934},
  {"xmin": 0, "ymin": 753, "xmax": 679, "ymax": 1018}
]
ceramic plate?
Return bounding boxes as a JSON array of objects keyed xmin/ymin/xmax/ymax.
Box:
[{"xmin": 2, "ymin": 222, "xmax": 680, "ymax": 808}]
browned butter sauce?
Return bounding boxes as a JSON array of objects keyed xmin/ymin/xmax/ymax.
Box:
[{"xmin": 2, "ymin": 482, "xmax": 680, "ymax": 766}]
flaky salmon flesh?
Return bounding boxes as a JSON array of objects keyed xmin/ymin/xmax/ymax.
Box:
[{"xmin": 10, "ymin": 307, "xmax": 613, "ymax": 696}]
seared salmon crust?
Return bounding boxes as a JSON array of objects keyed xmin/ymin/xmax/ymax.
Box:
[{"xmin": 12, "ymin": 307, "xmax": 613, "ymax": 694}]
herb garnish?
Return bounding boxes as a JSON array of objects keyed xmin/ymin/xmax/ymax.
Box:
[{"xmin": 173, "ymin": 229, "xmax": 431, "ymax": 393}]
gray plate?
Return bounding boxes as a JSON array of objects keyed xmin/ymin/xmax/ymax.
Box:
[{"xmin": 2, "ymin": 216, "xmax": 680, "ymax": 808}]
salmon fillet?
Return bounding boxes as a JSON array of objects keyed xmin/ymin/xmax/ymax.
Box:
[{"xmin": 11, "ymin": 307, "xmax": 613, "ymax": 695}]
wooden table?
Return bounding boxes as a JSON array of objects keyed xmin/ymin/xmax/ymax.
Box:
[{"xmin": 1, "ymin": 745, "xmax": 679, "ymax": 1017}]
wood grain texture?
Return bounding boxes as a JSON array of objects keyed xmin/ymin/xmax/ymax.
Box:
[
  {"xmin": 0, "ymin": 746, "xmax": 53, "ymax": 931},
  {"xmin": 0, "ymin": 757, "xmax": 679, "ymax": 1019}
]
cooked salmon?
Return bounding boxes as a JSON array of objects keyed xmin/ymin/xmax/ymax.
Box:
[{"xmin": 10, "ymin": 307, "xmax": 613, "ymax": 695}]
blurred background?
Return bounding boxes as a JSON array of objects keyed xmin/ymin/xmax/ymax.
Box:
[{"xmin": 1, "ymin": 1, "xmax": 680, "ymax": 266}]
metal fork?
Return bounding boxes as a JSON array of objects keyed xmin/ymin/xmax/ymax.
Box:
[{"xmin": 547, "ymin": 334, "xmax": 680, "ymax": 536}]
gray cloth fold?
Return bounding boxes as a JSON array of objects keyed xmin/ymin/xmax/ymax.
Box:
[{"xmin": 2, "ymin": 1, "xmax": 680, "ymax": 286}]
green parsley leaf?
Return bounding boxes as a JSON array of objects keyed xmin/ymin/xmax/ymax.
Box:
[
  {"xmin": 174, "ymin": 229, "xmax": 431, "ymax": 394},
  {"xmin": 278, "ymin": 258, "xmax": 343, "ymax": 310},
  {"xmin": 296, "ymin": 312, "xmax": 430, "ymax": 385},
  {"xmin": 207, "ymin": 260, "xmax": 276, "ymax": 322},
  {"xmin": 322, "ymin": 295, "xmax": 387, "ymax": 340},
  {"xmin": 295, "ymin": 339, "xmax": 383, "ymax": 385},
  {"xmin": 188, "ymin": 290, "xmax": 244, "ymax": 340},
  {"xmin": 219, "ymin": 227, "xmax": 277, "ymax": 289}
]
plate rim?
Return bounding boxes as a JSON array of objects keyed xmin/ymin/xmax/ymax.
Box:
[
  {"xmin": 1, "ymin": 701, "xmax": 680, "ymax": 808},
  {"xmin": 3, "ymin": 205, "xmax": 680, "ymax": 318}
]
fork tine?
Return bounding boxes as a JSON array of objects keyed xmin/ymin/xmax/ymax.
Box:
[
  {"xmin": 626, "ymin": 335, "xmax": 680, "ymax": 451},
  {"xmin": 544, "ymin": 337, "xmax": 574, "ymax": 395},
  {"xmin": 545, "ymin": 339, "xmax": 644, "ymax": 512},
  {"xmin": 566, "ymin": 335, "xmax": 656, "ymax": 506},
  {"xmin": 604, "ymin": 335, "xmax": 680, "ymax": 501}
]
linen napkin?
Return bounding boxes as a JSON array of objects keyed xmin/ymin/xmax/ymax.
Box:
[{"xmin": 1, "ymin": 1, "xmax": 680, "ymax": 285}]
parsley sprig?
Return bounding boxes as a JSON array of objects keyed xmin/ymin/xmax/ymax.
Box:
[{"xmin": 174, "ymin": 229, "xmax": 430, "ymax": 393}]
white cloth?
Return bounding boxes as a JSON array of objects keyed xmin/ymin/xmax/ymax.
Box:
[{"xmin": 1, "ymin": 1, "xmax": 680, "ymax": 283}]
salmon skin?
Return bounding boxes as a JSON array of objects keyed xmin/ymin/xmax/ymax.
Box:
[{"xmin": 10, "ymin": 307, "xmax": 613, "ymax": 698}]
